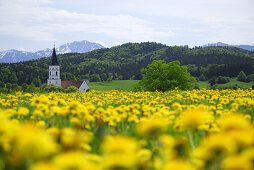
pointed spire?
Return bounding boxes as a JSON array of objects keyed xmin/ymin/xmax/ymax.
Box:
[{"xmin": 50, "ymin": 44, "xmax": 59, "ymax": 65}]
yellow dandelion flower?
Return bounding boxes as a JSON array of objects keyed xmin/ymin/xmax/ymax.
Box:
[
  {"xmin": 221, "ymin": 155, "xmax": 252, "ymax": 170},
  {"xmin": 219, "ymin": 114, "xmax": 251, "ymax": 133},
  {"xmin": 137, "ymin": 117, "xmax": 168, "ymax": 137},
  {"xmin": 29, "ymin": 162, "xmax": 60, "ymax": 170},
  {"xmin": 163, "ymin": 159, "xmax": 195, "ymax": 170},
  {"xmin": 53, "ymin": 151, "xmax": 99, "ymax": 170},
  {"xmin": 137, "ymin": 148, "xmax": 152, "ymax": 168},
  {"xmin": 10, "ymin": 123, "xmax": 59, "ymax": 164},
  {"xmin": 101, "ymin": 135, "xmax": 138, "ymax": 154},
  {"xmin": 70, "ymin": 117, "xmax": 81, "ymax": 127},
  {"xmin": 102, "ymin": 152, "xmax": 137, "ymax": 170},
  {"xmin": 36, "ymin": 120, "xmax": 46, "ymax": 128},
  {"xmin": 175, "ymin": 106, "xmax": 213, "ymax": 131},
  {"xmin": 17, "ymin": 107, "xmax": 29, "ymax": 117},
  {"xmin": 60, "ymin": 128, "xmax": 93, "ymax": 150}
]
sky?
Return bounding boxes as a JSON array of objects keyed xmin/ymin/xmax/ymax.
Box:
[{"xmin": 0, "ymin": 0, "xmax": 253, "ymax": 52}]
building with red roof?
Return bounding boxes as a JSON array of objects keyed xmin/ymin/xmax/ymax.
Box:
[{"xmin": 47, "ymin": 46, "xmax": 89, "ymax": 92}]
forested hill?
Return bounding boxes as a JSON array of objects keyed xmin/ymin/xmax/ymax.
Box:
[{"xmin": 1, "ymin": 42, "xmax": 254, "ymax": 86}]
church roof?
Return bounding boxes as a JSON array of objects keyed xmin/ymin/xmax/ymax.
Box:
[
  {"xmin": 61, "ymin": 80, "xmax": 89, "ymax": 89},
  {"xmin": 50, "ymin": 47, "xmax": 59, "ymax": 65}
]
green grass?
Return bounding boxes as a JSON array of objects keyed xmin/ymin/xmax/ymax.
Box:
[
  {"xmin": 198, "ymin": 81, "xmax": 210, "ymax": 89},
  {"xmin": 89, "ymin": 80, "xmax": 140, "ymax": 91},
  {"xmin": 89, "ymin": 78, "xmax": 254, "ymax": 91},
  {"xmin": 199, "ymin": 78, "xmax": 254, "ymax": 89},
  {"xmin": 216, "ymin": 78, "xmax": 254, "ymax": 88}
]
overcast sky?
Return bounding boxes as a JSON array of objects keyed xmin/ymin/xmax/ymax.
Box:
[{"xmin": 0, "ymin": 0, "xmax": 253, "ymax": 51}]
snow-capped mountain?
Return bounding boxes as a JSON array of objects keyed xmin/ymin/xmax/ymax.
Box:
[
  {"xmin": 57, "ymin": 40, "xmax": 104, "ymax": 54},
  {"xmin": 0, "ymin": 50, "xmax": 41, "ymax": 63},
  {"xmin": 203, "ymin": 42, "xmax": 254, "ymax": 51},
  {"xmin": 0, "ymin": 40, "xmax": 104, "ymax": 63}
]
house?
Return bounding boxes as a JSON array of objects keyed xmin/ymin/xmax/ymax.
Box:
[
  {"xmin": 47, "ymin": 46, "xmax": 89, "ymax": 92},
  {"xmin": 61, "ymin": 80, "xmax": 89, "ymax": 92}
]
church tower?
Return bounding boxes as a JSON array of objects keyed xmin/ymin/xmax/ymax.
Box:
[{"xmin": 47, "ymin": 45, "xmax": 61, "ymax": 86}]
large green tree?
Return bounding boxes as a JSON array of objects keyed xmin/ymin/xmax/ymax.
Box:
[{"xmin": 137, "ymin": 60, "xmax": 195, "ymax": 91}]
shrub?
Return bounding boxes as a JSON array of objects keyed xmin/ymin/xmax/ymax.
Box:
[
  {"xmin": 0, "ymin": 87, "xmax": 7, "ymax": 93},
  {"xmin": 199, "ymin": 74, "xmax": 206, "ymax": 81},
  {"xmin": 26, "ymin": 83, "xmax": 38, "ymax": 93},
  {"xmin": 22, "ymin": 83, "xmax": 29, "ymax": 91},
  {"xmin": 66, "ymin": 86, "xmax": 79, "ymax": 93},
  {"xmin": 209, "ymin": 77, "xmax": 217, "ymax": 86},
  {"xmin": 217, "ymin": 76, "xmax": 230, "ymax": 84},
  {"xmin": 40, "ymin": 84, "xmax": 64, "ymax": 92},
  {"xmin": 237, "ymin": 71, "xmax": 247, "ymax": 82}
]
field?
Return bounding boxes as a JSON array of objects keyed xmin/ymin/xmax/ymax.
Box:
[
  {"xmin": 89, "ymin": 80, "xmax": 139, "ymax": 91},
  {"xmin": 199, "ymin": 78, "xmax": 254, "ymax": 89},
  {"xmin": 89, "ymin": 79, "xmax": 254, "ymax": 91},
  {"xmin": 0, "ymin": 89, "xmax": 254, "ymax": 170}
]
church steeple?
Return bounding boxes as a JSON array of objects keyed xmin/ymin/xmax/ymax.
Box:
[
  {"xmin": 47, "ymin": 44, "xmax": 61, "ymax": 86},
  {"xmin": 50, "ymin": 45, "xmax": 59, "ymax": 65}
]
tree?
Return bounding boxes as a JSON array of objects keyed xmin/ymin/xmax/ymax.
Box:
[
  {"xmin": 90, "ymin": 74, "xmax": 101, "ymax": 82},
  {"xmin": 26, "ymin": 83, "xmax": 37, "ymax": 93},
  {"xmin": 6, "ymin": 83, "xmax": 12, "ymax": 90},
  {"xmin": 9, "ymin": 74, "xmax": 18, "ymax": 84},
  {"xmin": 217, "ymin": 76, "xmax": 230, "ymax": 84},
  {"xmin": 0, "ymin": 81, "xmax": 6, "ymax": 93},
  {"xmin": 199, "ymin": 74, "xmax": 206, "ymax": 81},
  {"xmin": 107, "ymin": 73, "xmax": 113, "ymax": 82},
  {"xmin": 100, "ymin": 73, "xmax": 108, "ymax": 81},
  {"xmin": 22, "ymin": 83, "xmax": 28, "ymax": 91},
  {"xmin": 237, "ymin": 71, "xmax": 247, "ymax": 82},
  {"xmin": 209, "ymin": 76, "xmax": 217, "ymax": 86},
  {"xmin": 0, "ymin": 81, "xmax": 5, "ymax": 88},
  {"xmin": 32, "ymin": 77, "xmax": 42, "ymax": 87},
  {"xmin": 137, "ymin": 60, "xmax": 195, "ymax": 91}
]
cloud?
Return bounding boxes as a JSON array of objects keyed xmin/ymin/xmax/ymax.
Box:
[
  {"xmin": 0, "ymin": 0, "xmax": 253, "ymax": 47},
  {"xmin": 0, "ymin": 0, "xmax": 176, "ymax": 42},
  {"xmin": 67, "ymin": 0, "xmax": 254, "ymax": 45}
]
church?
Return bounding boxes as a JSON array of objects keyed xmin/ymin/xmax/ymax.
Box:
[{"xmin": 47, "ymin": 46, "xmax": 89, "ymax": 92}]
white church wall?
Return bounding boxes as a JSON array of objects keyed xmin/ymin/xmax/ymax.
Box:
[
  {"xmin": 48, "ymin": 65, "xmax": 61, "ymax": 86},
  {"xmin": 79, "ymin": 81, "xmax": 89, "ymax": 92},
  {"xmin": 47, "ymin": 79, "xmax": 61, "ymax": 86},
  {"xmin": 49, "ymin": 66, "xmax": 60, "ymax": 79}
]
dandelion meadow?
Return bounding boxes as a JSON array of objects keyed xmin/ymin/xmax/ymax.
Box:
[{"xmin": 0, "ymin": 89, "xmax": 254, "ymax": 170}]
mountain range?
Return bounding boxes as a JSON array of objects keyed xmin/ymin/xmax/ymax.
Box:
[
  {"xmin": 202, "ymin": 42, "xmax": 254, "ymax": 51},
  {"xmin": 1, "ymin": 41, "xmax": 254, "ymax": 63},
  {"xmin": 0, "ymin": 40, "xmax": 104, "ymax": 63}
]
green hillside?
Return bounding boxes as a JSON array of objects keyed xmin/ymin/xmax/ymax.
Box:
[{"xmin": 1, "ymin": 42, "xmax": 254, "ymax": 86}]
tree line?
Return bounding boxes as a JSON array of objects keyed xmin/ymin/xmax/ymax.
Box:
[{"xmin": 1, "ymin": 42, "xmax": 254, "ymax": 87}]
